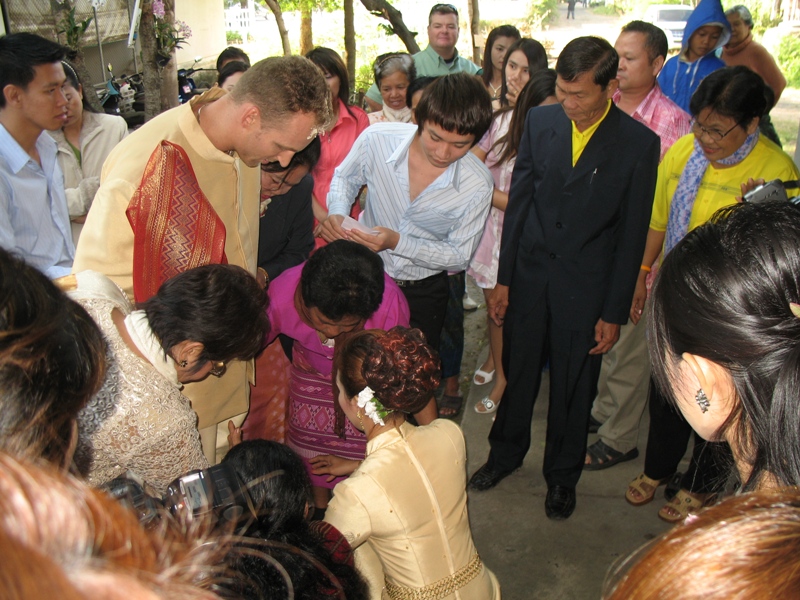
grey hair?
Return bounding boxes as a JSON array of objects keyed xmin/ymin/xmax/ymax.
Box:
[
  {"xmin": 373, "ymin": 53, "xmax": 416, "ymax": 87},
  {"xmin": 725, "ymin": 5, "xmax": 753, "ymax": 27}
]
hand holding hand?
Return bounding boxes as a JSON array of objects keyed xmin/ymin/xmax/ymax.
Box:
[
  {"xmin": 487, "ymin": 284, "xmax": 510, "ymax": 327},
  {"xmin": 347, "ymin": 227, "xmax": 399, "ymax": 252},
  {"xmin": 317, "ymin": 214, "xmax": 347, "ymax": 242}
]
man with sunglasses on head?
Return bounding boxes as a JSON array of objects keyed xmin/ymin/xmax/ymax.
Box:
[{"xmin": 364, "ymin": 3, "xmax": 480, "ymax": 112}]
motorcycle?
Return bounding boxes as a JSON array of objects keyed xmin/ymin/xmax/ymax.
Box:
[
  {"xmin": 94, "ymin": 64, "xmax": 145, "ymax": 128},
  {"xmin": 178, "ymin": 57, "xmax": 210, "ymax": 103}
]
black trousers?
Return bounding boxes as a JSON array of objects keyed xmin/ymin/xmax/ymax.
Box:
[
  {"xmin": 487, "ymin": 287, "xmax": 602, "ymax": 489},
  {"xmin": 395, "ymin": 271, "xmax": 449, "ymax": 351},
  {"xmin": 643, "ymin": 378, "xmax": 728, "ymax": 494}
]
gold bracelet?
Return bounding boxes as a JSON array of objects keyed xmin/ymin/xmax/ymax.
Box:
[{"xmin": 640, "ymin": 265, "xmax": 651, "ymax": 273}]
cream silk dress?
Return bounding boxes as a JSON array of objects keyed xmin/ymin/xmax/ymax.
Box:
[{"xmin": 325, "ymin": 420, "xmax": 501, "ymax": 599}]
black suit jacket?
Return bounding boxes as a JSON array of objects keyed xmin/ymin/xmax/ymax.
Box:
[
  {"xmin": 499, "ymin": 103, "xmax": 659, "ymax": 330},
  {"xmin": 257, "ymin": 173, "xmax": 315, "ymax": 282}
]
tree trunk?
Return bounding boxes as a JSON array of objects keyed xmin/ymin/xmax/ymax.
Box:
[
  {"xmin": 359, "ymin": 0, "xmax": 420, "ymax": 53},
  {"xmin": 159, "ymin": 0, "xmax": 179, "ymax": 113},
  {"xmin": 344, "ymin": 0, "xmax": 356, "ymax": 86},
  {"xmin": 72, "ymin": 54, "xmax": 105, "ymax": 113},
  {"xmin": 53, "ymin": 0, "xmax": 104, "ymax": 112},
  {"xmin": 468, "ymin": 0, "xmax": 481, "ymax": 64},
  {"xmin": 300, "ymin": 6, "xmax": 313, "ymax": 55},
  {"xmin": 139, "ymin": 0, "xmax": 163, "ymax": 121},
  {"xmin": 264, "ymin": 0, "xmax": 292, "ymax": 55}
]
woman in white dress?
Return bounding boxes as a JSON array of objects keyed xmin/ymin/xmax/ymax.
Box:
[{"xmin": 67, "ymin": 264, "xmax": 268, "ymax": 493}]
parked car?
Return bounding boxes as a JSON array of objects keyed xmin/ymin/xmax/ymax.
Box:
[{"xmin": 643, "ymin": 4, "xmax": 694, "ymax": 51}]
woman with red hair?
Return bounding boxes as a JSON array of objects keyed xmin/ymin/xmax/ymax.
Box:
[{"xmin": 312, "ymin": 327, "xmax": 500, "ymax": 599}]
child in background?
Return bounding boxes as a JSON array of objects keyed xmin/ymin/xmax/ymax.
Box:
[{"xmin": 658, "ymin": 0, "xmax": 729, "ymax": 113}]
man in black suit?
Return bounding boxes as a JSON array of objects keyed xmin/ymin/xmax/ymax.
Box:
[{"xmin": 468, "ymin": 37, "xmax": 660, "ymax": 520}]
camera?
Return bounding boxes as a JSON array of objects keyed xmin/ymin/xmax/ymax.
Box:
[
  {"xmin": 165, "ymin": 463, "xmax": 252, "ymax": 526},
  {"xmin": 103, "ymin": 464, "xmax": 253, "ymax": 530},
  {"xmin": 743, "ymin": 179, "xmax": 800, "ymax": 204}
]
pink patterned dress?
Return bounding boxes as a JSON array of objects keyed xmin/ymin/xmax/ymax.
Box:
[
  {"xmin": 467, "ymin": 111, "xmax": 515, "ymax": 289},
  {"xmin": 266, "ymin": 264, "xmax": 410, "ymax": 488}
]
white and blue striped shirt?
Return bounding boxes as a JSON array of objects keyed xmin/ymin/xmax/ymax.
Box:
[
  {"xmin": 0, "ymin": 124, "xmax": 74, "ymax": 278},
  {"xmin": 327, "ymin": 123, "xmax": 493, "ymax": 281}
]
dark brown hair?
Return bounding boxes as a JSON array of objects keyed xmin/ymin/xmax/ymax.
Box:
[
  {"xmin": 0, "ymin": 249, "xmax": 106, "ymax": 467},
  {"xmin": 336, "ymin": 327, "xmax": 440, "ymax": 414}
]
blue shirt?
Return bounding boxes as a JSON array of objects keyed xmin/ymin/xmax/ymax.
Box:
[
  {"xmin": 0, "ymin": 124, "xmax": 74, "ymax": 277},
  {"xmin": 327, "ymin": 123, "xmax": 492, "ymax": 280}
]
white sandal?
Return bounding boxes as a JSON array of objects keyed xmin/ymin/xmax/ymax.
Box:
[
  {"xmin": 472, "ymin": 368, "xmax": 495, "ymax": 385},
  {"xmin": 474, "ymin": 397, "xmax": 499, "ymax": 414}
]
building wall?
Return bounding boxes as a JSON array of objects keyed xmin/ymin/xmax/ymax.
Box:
[{"xmin": 175, "ymin": 0, "xmax": 226, "ymax": 67}]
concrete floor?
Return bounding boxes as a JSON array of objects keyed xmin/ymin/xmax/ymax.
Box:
[{"xmin": 456, "ymin": 284, "xmax": 679, "ymax": 600}]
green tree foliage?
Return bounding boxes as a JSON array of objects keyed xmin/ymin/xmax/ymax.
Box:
[{"xmin": 778, "ymin": 33, "xmax": 800, "ymax": 87}]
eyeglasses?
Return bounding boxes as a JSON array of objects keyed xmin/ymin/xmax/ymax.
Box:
[
  {"xmin": 209, "ymin": 361, "xmax": 227, "ymax": 378},
  {"xmin": 690, "ymin": 119, "xmax": 740, "ymax": 142}
]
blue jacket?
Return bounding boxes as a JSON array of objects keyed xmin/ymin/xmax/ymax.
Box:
[{"xmin": 657, "ymin": 0, "xmax": 730, "ymax": 113}]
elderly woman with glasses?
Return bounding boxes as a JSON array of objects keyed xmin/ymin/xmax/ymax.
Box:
[
  {"xmin": 63, "ymin": 265, "xmax": 268, "ymax": 493},
  {"xmin": 624, "ymin": 65, "xmax": 799, "ymax": 523}
]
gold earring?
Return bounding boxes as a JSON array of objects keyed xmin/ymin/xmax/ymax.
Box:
[{"xmin": 356, "ymin": 410, "xmax": 365, "ymax": 430}]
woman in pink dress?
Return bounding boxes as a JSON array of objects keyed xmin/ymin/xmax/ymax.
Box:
[
  {"xmin": 265, "ymin": 240, "xmax": 410, "ymax": 514},
  {"xmin": 468, "ymin": 66, "xmax": 557, "ymax": 414},
  {"xmin": 306, "ymin": 48, "xmax": 370, "ymax": 248}
]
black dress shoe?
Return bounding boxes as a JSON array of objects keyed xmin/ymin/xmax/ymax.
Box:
[
  {"xmin": 545, "ymin": 485, "xmax": 576, "ymax": 520},
  {"xmin": 468, "ymin": 463, "xmax": 517, "ymax": 491}
]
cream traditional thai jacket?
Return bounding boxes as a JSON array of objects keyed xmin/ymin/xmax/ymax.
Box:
[
  {"xmin": 73, "ymin": 90, "xmax": 260, "ymax": 429},
  {"xmin": 325, "ymin": 420, "xmax": 501, "ymax": 600}
]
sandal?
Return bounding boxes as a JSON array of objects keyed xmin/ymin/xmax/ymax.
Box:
[
  {"xmin": 583, "ymin": 440, "xmax": 639, "ymax": 471},
  {"xmin": 472, "ymin": 368, "xmax": 495, "ymax": 385},
  {"xmin": 437, "ymin": 394, "xmax": 463, "ymax": 419},
  {"xmin": 474, "ymin": 396, "xmax": 499, "ymax": 414},
  {"xmin": 658, "ymin": 489, "xmax": 716, "ymax": 524},
  {"xmin": 625, "ymin": 472, "xmax": 668, "ymax": 506}
]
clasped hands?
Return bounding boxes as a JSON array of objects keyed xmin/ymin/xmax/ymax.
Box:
[{"xmin": 316, "ymin": 214, "xmax": 399, "ymax": 252}]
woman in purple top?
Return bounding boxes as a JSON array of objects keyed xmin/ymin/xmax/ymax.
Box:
[{"xmin": 266, "ymin": 240, "xmax": 410, "ymax": 513}]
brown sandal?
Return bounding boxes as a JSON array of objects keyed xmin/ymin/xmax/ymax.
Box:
[
  {"xmin": 625, "ymin": 472, "xmax": 667, "ymax": 506},
  {"xmin": 658, "ymin": 489, "xmax": 716, "ymax": 523}
]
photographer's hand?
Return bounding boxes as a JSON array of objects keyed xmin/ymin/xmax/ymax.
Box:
[{"xmin": 309, "ymin": 454, "xmax": 361, "ymax": 482}]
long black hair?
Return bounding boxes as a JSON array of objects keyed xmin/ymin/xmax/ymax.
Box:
[{"xmin": 648, "ymin": 201, "xmax": 800, "ymax": 491}]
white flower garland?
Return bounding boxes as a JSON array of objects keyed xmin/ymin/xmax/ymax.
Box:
[{"xmin": 356, "ymin": 386, "xmax": 389, "ymax": 426}]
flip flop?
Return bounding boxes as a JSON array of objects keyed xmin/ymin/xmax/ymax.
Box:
[
  {"xmin": 472, "ymin": 368, "xmax": 495, "ymax": 385},
  {"xmin": 437, "ymin": 394, "xmax": 463, "ymax": 419},
  {"xmin": 474, "ymin": 396, "xmax": 499, "ymax": 414},
  {"xmin": 583, "ymin": 439, "xmax": 639, "ymax": 471}
]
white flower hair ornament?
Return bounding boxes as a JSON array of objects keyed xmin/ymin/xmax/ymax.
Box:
[{"xmin": 356, "ymin": 386, "xmax": 391, "ymax": 426}]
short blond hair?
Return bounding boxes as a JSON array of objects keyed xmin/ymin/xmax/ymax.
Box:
[{"xmin": 231, "ymin": 55, "xmax": 333, "ymax": 131}]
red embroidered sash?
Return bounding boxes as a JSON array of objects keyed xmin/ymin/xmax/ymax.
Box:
[{"xmin": 126, "ymin": 140, "xmax": 227, "ymax": 303}]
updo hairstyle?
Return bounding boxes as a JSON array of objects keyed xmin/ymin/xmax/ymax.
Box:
[
  {"xmin": 372, "ymin": 52, "xmax": 416, "ymax": 87},
  {"xmin": 336, "ymin": 327, "xmax": 440, "ymax": 414},
  {"xmin": 689, "ymin": 65, "xmax": 773, "ymax": 123}
]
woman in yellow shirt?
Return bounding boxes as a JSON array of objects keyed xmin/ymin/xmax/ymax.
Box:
[{"xmin": 625, "ymin": 66, "xmax": 799, "ymax": 523}]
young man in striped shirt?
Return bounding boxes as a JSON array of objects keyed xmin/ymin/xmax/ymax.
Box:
[{"xmin": 319, "ymin": 73, "xmax": 493, "ymax": 422}]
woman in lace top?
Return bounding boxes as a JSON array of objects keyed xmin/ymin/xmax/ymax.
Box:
[{"xmin": 68, "ymin": 264, "xmax": 268, "ymax": 493}]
